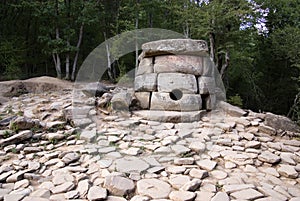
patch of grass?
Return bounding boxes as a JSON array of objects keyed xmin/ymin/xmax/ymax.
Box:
[
  {"xmin": 11, "ymin": 148, "xmax": 17, "ymax": 154},
  {"xmin": 49, "ymin": 138, "xmax": 58, "ymax": 145},
  {"xmin": 3, "ymin": 130, "xmax": 12, "ymax": 138},
  {"xmin": 179, "ymin": 151, "xmax": 195, "ymax": 158},
  {"xmin": 10, "ymin": 122, "xmax": 19, "ymax": 133},
  {"xmin": 16, "ymin": 111, "xmax": 23, "ymax": 116}
]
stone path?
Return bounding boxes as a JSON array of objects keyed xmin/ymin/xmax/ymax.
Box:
[{"xmin": 0, "ymin": 89, "xmax": 299, "ymax": 201}]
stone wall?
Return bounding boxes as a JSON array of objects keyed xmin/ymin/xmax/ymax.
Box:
[{"xmin": 134, "ymin": 39, "xmax": 217, "ymax": 113}]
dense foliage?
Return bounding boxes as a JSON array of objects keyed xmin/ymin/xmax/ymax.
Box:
[{"xmin": 0, "ymin": 0, "xmax": 299, "ymax": 120}]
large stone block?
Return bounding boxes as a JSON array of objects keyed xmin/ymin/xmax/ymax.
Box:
[
  {"xmin": 136, "ymin": 57, "xmax": 154, "ymax": 76},
  {"xmin": 133, "ymin": 110, "xmax": 205, "ymax": 123},
  {"xmin": 154, "ymin": 55, "xmax": 204, "ymax": 75},
  {"xmin": 198, "ymin": 76, "xmax": 216, "ymax": 94},
  {"xmin": 142, "ymin": 39, "xmax": 208, "ymax": 57},
  {"xmin": 134, "ymin": 92, "xmax": 151, "ymax": 109},
  {"xmin": 134, "ymin": 73, "xmax": 157, "ymax": 92},
  {"xmin": 157, "ymin": 73, "xmax": 197, "ymax": 93},
  {"xmin": 202, "ymin": 57, "xmax": 214, "ymax": 76},
  {"xmin": 204, "ymin": 94, "xmax": 217, "ymax": 110},
  {"xmin": 111, "ymin": 92, "xmax": 132, "ymax": 111},
  {"xmin": 150, "ymin": 92, "xmax": 202, "ymax": 111}
]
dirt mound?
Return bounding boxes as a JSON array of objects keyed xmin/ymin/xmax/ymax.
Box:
[{"xmin": 0, "ymin": 76, "xmax": 73, "ymax": 104}]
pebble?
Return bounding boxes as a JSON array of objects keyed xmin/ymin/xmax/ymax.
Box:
[
  {"xmin": 87, "ymin": 186, "xmax": 107, "ymax": 201},
  {"xmin": 104, "ymin": 176, "xmax": 135, "ymax": 196},
  {"xmin": 137, "ymin": 179, "xmax": 171, "ymax": 199},
  {"xmin": 169, "ymin": 191, "xmax": 196, "ymax": 201}
]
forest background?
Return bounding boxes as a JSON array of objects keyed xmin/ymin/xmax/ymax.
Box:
[{"xmin": 1, "ymin": 0, "xmax": 300, "ymax": 123}]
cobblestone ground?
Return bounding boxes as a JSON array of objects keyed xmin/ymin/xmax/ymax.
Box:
[{"xmin": 0, "ymin": 90, "xmax": 299, "ymax": 201}]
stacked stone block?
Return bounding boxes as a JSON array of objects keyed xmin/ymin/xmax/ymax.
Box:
[{"xmin": 134, "ymin": 39, "xmax": 216, "ymax": 115}]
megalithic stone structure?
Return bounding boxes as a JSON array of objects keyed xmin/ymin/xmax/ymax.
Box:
[{"xmin": 132, "ymin": 39, "xmax": 220, "ymax": 123}]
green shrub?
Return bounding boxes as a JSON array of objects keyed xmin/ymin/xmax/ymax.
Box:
[{"xmin": 228, "ymin": 94, "xmax": 243, "ymax": 108}]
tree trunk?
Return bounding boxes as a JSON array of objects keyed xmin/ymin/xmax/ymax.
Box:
[
  {"xmin": 53, "ymin": 53, "xmax": 62, "ymax": 79},
  {"xmin": 135, "ymin": 0, "xmax": 140, "ymax": 69},
  {"xmin": 209, "ymin": 32, "xmax": 216, "ymax": 64},
  {"xmin": 54, "ymin": 1, "xmax": 62, "ymax": 79},
  {"xmin": 103, "ymin": 32, "xmax": 114, "ymax": 82},
  {"xmin": 65, "ymin": 53, "xmax": 70, "ymax": 80},
  {"xmin": 220, "ymin": 49, "xmax": 230, "ymax": 78},
  {"xmin": 71, "ymin": 23, "xmax": 84, "ymax": 81}
]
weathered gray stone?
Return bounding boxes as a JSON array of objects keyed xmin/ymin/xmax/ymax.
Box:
[
  {"xmin": 222, "ymin": 184, "xmax": 255, "ymax": 193},
  {"xmin": 265, "ymin": 112, "xmax": 300, "ymax": 133},
  {"xmin": 9, "ymin": 116, "xmax": 40, "ymax": 131},
  {"xmin": 218, "ymin": 101, "xmax": 247, "ymax": 117},
  {"xmin": 137, "ymin": 179, "xmax": 171, "ymax": 199},
  {"xmin": 77, "ymin": 179, "xmax": 90, "ymax": 198},
  {"xmin": 157, "ymin": 73, "xmax": 197, "ymax": 94},
  {"xmin": 22, "ymin": 196, "xmax": 49, "ymax": 201},
  {"xmin": 133, "ymin": 110, "xmax": 204, "ymax": 123},
  {"xmin": 150, "ymin": 92, "xmax": 201, "ymax": 111},
  {"xmin": 142, "ymin": 39, "xmax": 208, "ymax": 57},
  {"xmin": 30, "ymin": 189, "xmax": 50, "ymax": 198},
  {"xmin": 259, "ymin": 124, "xmax": 277, "ymax": 135},
  {"xmin": 114, "ymin": 157, "xmax": 150, "ymax": 173},
  {"xmin": 231, "ymin": 189, "xmax": 264, "ymax": 200},
  {"xmin": 258, "ymin": 151, "xmax": 281, "ymax": 164},
  {"xmin": 134, "ymin": 73, "xmax": 157, "ymax": 92},
  {"xmin": 169, "ymin": 191, "xmax": 196, "ymax": 201},
  {"xmin": 64, "ymin": 190, "xmax": 80, "ymax": 199},
  {"xmin": 180, "ymin": 179, "xmax": 201, "ymax": 192},
  {"xmin": 62, "ymin": 152, "xmax": 80, "ymax": 165},
  {"xmin": 50, "ymin": 182, "xmax": 75, "ymax": 194},
  {"xmin": 134, "ymin": 92, "xmax": 151, "ymax": 109},
  {"xmin": 189, "ymin": 168, "xmax": 208, "ymax": 179},
  {"xmin": 277, "ymin": 165, "xmax": 298, "ymax": 179},
  {"xmin": 81, "ymin": 82, "xmax": 113, "ymax": 97},
  {"xmin": 196, "ymin": 159, "xmax": 217, "ymax": 171},
  {"xmin": 80, "ymin": 129, "xmax": 96, "ymax": 143},
  {"xmin": 211, "ymin": 192, "xmax": 229, "ymax": 201},
  {"xmin": 203, "ymin": 94, "xmax": 217, "ymax": 110},
  {"xmin": 198, "ymin": 76, "xmax": 216, "ymax": 94},
  {"xmin": 3, "ymin": 194, "xmax": 25, "ymax": 201},
  {"xmin": 0, "ymin": 130, "xmax": 32, "ymax": 147},
  {"xmin": 154, "ymin": 55, "xmax": 204, "ymax": 75},
  {"xmin": 106, "ymin": 196, "xmax": 127, "ymax": 201},
  {"xmin": 136, "ymin": 57, "xmax": 154, "ymax": 76},
  {"xmin": 87, "ymin": 186, "xmax": 107, "ymax": 201},
  {"xmin": 168, "ymin": 175, "xmax": 190, "ymax": 190},
  {"xmin": 111, "ymin": 92, "xmax": 132, "ymax": 111},
  {"xmin": 104, "ymin": 176, "xmax": 135, "ymax": 196}
]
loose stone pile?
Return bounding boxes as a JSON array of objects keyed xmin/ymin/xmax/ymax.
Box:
[
  {"xmin": 133, "ymin": 39, "xmax": 223, "ymax": 122},
  {"xmin": 0, "ymin": 83, "xmax": 300, "ymax": 201}
]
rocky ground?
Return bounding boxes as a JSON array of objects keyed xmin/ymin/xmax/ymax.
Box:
[{"xmin": 0, "ymin": 77, "xmax": 300, "ymax": 201}]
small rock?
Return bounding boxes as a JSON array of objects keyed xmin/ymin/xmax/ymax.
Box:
[
  {"xmin": 62, "ymin": 152, "xmax": 80, "ymax": 165},
  {"xmin": 4, "ymin": 194, "xmax": 25, "ymax": 201},
  {"xmin": 50, "ymin": 182, "xmax": 75, "ymax": 194},
  {"xmin": 64, "ymin": 190, "xmax": 80, "ymax": 199},
  {"xmin": 189, "ymin": 168, "xmax": 208, "ymax": 179},
  {"xmin": 258, "ymin": 151, "xmax": 281, "ymax": 164},
  {"xmin": 211, "ymin": 192, "xmax": 230, "ymax": 201},
  {"xmin": 180, "ymin": 179, "xmax": 201, "ymax": 191},
  {"xmin": 169, "ymin": 191, "xmax": 196, "ymax": 201},
  {"xmin": 277, "ymin": 165, "xmax": 298, "ymax": 179},
  {"xmin": 77, "ymin": 179, "xmax": 90, "ymax": 198},
  {"xmin": 196, "ymin": 159, "xmax": 217, "ymax": 171},
  {"xmin": 104, "ymin": 176, "xmax": 135, "ymax": 196},
  {"xmin": 137, "ymin": 179, "xmax": 171, "ymax": 199},
  {"xmin": 231, "ymin": 188, "xmax": 264, "ymax": 200},
  {"xmin": 87, "ymin": 186, "xmax": 107, "ymax": 201}
]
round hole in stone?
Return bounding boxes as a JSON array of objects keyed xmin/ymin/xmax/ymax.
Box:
[{"xmin": 169, "ymin": 89, "xmax": 183, "ymax": 101}]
